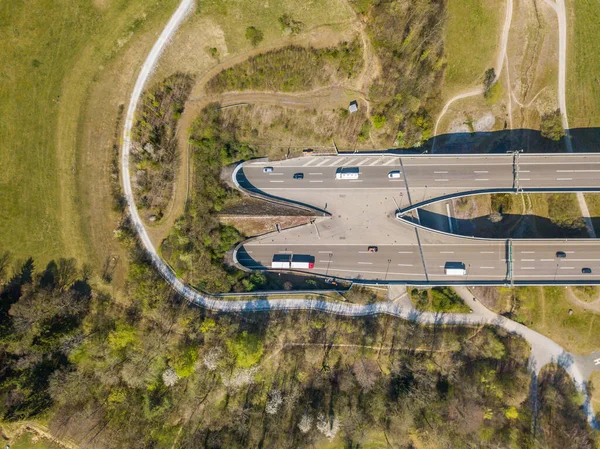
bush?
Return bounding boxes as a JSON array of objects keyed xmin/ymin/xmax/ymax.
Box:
[
  {"xmin": 372, "ymin": 114, "xmax": 387, "ymax": 129},
  {"xmin": 540, "ymin": 109, "xmax": 565, "ymax": 141},
  {"xmin": 245, "ymin": 26, "xmax": 263, "ymax": 47}
]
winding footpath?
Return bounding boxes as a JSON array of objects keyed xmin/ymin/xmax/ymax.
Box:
[{"xmin": 121, "ymin": 0, "xmax": 597, "ymax": 428}]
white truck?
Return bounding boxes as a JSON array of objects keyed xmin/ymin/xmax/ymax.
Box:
[
  {"xmin": 271, "ymin": 254, "xmax": 315, "ymax": 269},
  {"xmin": 271, "ymin": 254, "xmax": 291, "ymax": 269},
  {"xmin": 444, "ymin": 262, "xmax": 467, "ymax": 276},
  {"xmin": 335, "ymin": 167, "xmax": 360, "ymax": 180}
]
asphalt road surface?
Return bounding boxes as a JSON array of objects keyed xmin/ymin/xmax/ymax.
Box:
[
  {"xmin": 238, "ymin": 154, "xmax": 600, "ymax": 208},
  {"xmin": 236, "ymin": 153, "xmax": 600, "ymax": 284}
]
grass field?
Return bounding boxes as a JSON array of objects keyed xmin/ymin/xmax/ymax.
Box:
[
  {"xmin": 566, "ymin": 0, "xmax": 600, "ymax": 128},
  {"xmin": 512, "ymin": 287, "xmax": 600, "ymax": 354},
  {"xmin": 5, "ymin": 431, "xmax": 64, "ymax": 449},
  {"xmin": 443, "ymin": 0, "xmax": 506, "ymax": 96},
  {"xmin": 0, "ymin": 0, "xmax": 178, "ymax": 274}
]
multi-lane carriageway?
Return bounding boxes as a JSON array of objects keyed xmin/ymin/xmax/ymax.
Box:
[{"xmin": 234, "ymin": 153, "xmax": 600, "ymax": 285}]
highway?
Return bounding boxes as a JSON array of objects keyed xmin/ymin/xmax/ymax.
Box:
[
  {"xmin": 238, "ymin": 154, "xmax": 600, "ymax": 209},
  {"xmin": 235, "ymin": 153, "xmax": 600, "ymax": 284}
]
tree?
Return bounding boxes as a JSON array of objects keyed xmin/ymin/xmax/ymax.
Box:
[
  {"xmin": 245, "ymin": 26, "xmax": 264, "ymax": 47},
  {"xmin": 540, "ymin": 109, "xmax": 565, "ymax": 141}
]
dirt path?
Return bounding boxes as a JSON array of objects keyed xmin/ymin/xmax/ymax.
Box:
[
  {"xmin": 432, "ymin": 0, "xmax": 513, "ymax": 150},
  {"xmin": 567, "ymin": 288, "xmax": 600, "ymax": 313}
]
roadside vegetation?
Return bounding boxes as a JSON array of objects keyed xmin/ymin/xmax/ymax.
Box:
[
  {"xmin": 206, "ymin": 42, "xmax": 363, "ymax": 93},
  {"xmin": 132, "ymin": 74, "xmax": 194, "ymax": 223},
  {"xmin": 410, "ymin": 287, "xmax": 471, "ymax": 313},
  {"xmin": 219, "ymin": 103, "xmax": 370, "ymax": 153},
  {"xmin": 3, "ymin": 246, "xmax": 596, "ymax": 448},
  {"xmin": 348, "ymin": 0, "xmax": 446, "ymax": 147}
]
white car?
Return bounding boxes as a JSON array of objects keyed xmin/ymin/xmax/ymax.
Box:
[
  {"xmin": 263, "ymin": 167, "xmax": 274, "ymax": 173},
  {"xmin": 388, "ymin": 170, "xmax": 401, "ymax": 179}
]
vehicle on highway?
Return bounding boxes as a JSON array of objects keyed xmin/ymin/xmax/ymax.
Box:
[
  {"xmin": 444, "ymin": 262, "xmax": 467, "ymax": 276},
  {"xmin": 271, "ymin": 254, "xmax": 291, "ymax": 268},
  {"xmin": 293, "ymin": 173, "xmax": 304, "ymax": 179},
  {"xmin": 263, "ymin": 166, "xmax": 274, "ymax": 173},
  {"xmin": 271, "ymin": 254, "xmax": 315, "ymax": 269},
  {"xmin": 335, "ymin": 167, "xmax": 360, "ymax": 179},
  {"xmin": 582, "ymin": 267, "xmax": 592, "ymax": 274},
  {"xmin": 368, "ymin": 246, "xmax": 378, "ymax": 253},
  {"xmin": 556, "ymin": 251, "xmax": 567, "ymax": 258},
  {"xmin": 388, "ymin": 170, "xmax": 401, "ymax": 179}
]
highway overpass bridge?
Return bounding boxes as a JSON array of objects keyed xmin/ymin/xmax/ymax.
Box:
[{"xmin": 233, "ymin": 153, "xmax": 600, "ymax": 285}]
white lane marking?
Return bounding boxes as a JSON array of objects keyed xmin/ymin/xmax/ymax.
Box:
[
  {"xmin": 521, "ymin": 259, "xmax": 535, "ymax": 262},
  {"xmin": 315, "ymin": 159, "xmax": 330, "ymax": 167},
  {"xmin": 398, "ymin": 251, "xmax": 413, "ymax": 254},
  {"xmin": 302, "ymin": 158, "xmax": 320, "ymax": 166},
  {"xmin": 388, "ymin": 179, "xmax": 403, "ymax": 182},
  {"xmin": 384, "ymin": 158, "xmax": 398, "ymax": 166},
  {"xmin": 521, "ymin": 170, "xmax": 530, "ymax": 173},
  {"xmin": 440, "ymin": 251, "xmax": 454, "ymax": 254},
  {"xmin": 349, "ymin": 180, "xmax": 363, "ymax": 183},
  {"xmin": 594, "ymin": 358, "xmax": 600, "ymax": 366},
  {"xmin": 357, "ymin": 159, "xmax": 371, "ymax": 166},
  {"xmin": 540, "ymin": 259, "xmax": 554, "ymax": 261},
  {"xmin": 341, "ymin": 158, "xmax": 357, "ymax": 167},
  {"xmin": 358, "ymin": 262, "xmax": 373, "ymax": 265},
  {"xmin": 246, "ymin": 251, "xmax": 253, "ymax": 254},
  {"xmin": 435, "ymin": 178, "xmax": 449, "ymax": 182},
  {"xmin": 521, "ymin": 251, "xmax": 535, "ymax": 254},
  {"xmin": 318, "ymin": 260, "xmax": 331, "ymax": 263},
  {"xmin": 368, "ymin": 158, "xmax": 382, "ymax": 166},
  {"xmin": 562, "ymin": 258, "xmax": 600, "ymax": 261},
  {"xmin": 269, "ymin": 180, "xmax": 284, "ymax": 183},
  {"xmin": 358, "ymin": 251, "xmax": 370, "ymax": 254},
  {"xmin": 556, "ymin": 169, "xmax": 600, "ymax": 172},
  {"xmin": 434, "ymin": 171, "xmax": 448, "ymax": 174},
  {"xmin": 475, "ymin": 178, "xmax": 489, "ymax": 181},
  {"xmin": 520, "ymin": 178, "xmax": 531, "ymax": 181},
  {"xmin": 560, "ymin": 267, "xmax": 575, "ymax": 270},
  {"xmin": 397, "ymin": 263, "xmax": 413, "ymax": 267},
  {"xmin": 480, "ymin": 251, "xmax": 495, "ymax": 254},
  {"xmin": 308, "ymin": 172, "xmax": 323, "ymax": 175},
  {"xmin": 269, "ymin": 173, "xmax": 283, "ymax": 176},
  {"xmin": 480, "ymin": 266, "xmax": 495, "ymax": 269},
  {"xmin": 474, "ymin": 170, "xmax": 489, "ymax": 173},
  {"xmin": 309, "ymin": 180, "xmax": 323, "ymax": 183},
  {"xmin": 521, "ymin": 267, "xmax": 535, "ymax": 270},
  {"xmin": 556, "ymin": 177, "xmax": 573, "ymax": 181},
  {"xmin": 318, "ymin": 251, "xmax": 332, "ymax": 254}
]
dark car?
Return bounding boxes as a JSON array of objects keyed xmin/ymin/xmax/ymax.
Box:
[
  {"xmin": 582, "ymin": 267, "xmax": 592, "ymax": 274},
  {"xmin": 368, "ymin": 246, "xmax": 378, "ymax": 253},
  {"xmin": 293, "ymin": 173, "xmax": 304, "ymax": 180},
  {"xmin": 556, "ymin": 251, "xmax": 567, "ymax": 258}
]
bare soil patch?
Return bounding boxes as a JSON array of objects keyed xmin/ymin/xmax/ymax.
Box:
[{"xmin": 219, "ymin": 215, "xmax": 311, "ymax": 237}]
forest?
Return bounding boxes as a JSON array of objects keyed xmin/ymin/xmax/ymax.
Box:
[{"xmin": 0, "ymin": 242, "xmax": 597, "ymax": 448}]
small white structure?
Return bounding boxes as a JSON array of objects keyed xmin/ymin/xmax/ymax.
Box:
[{"xmin": 349, "ymin": 100, "xmax": 358, "ymax": 113}]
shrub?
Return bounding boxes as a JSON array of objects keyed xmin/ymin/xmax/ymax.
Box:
[
  {"xmin": 245, "ymin": 26, "xmax": 264, "ymax": 47},
  {"xmin": 540, "ymin": 109, "xmax": 565, "ymax": 141}
]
